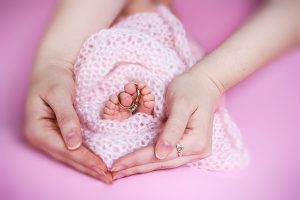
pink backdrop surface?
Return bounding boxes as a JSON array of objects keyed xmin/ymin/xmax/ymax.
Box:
[{"xmin": 1, "ymin": 0, "xmax": 299, "ymax": 199}]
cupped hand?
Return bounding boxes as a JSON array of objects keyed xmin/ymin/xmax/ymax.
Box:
[
  {"xmin": 110, "ymin": 70, "xmax": 223, "ymax": 180},
  {"xmin": 24, "ymin": 59, "xmax": 113, "ymax": 184}
]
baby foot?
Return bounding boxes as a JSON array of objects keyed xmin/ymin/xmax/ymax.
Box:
[
  {"xmin": 102, "ymin": 82, "xmax": 155, "ymax": 121},
  {"xmin": 125, "ymin": 82, "xmax": 155, "ymax": 115}
]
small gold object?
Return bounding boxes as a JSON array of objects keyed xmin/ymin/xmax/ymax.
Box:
[
  {"xmin": 117, "ymin": 83, "xmax": 141, "ymax": 113},
  {"xmin": 176, "ymin": 143, "xmax": 184, "ymax": 157}
]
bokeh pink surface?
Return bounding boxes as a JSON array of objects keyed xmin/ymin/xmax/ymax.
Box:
[{"xmin": 0, "ymin": 0, "xmax": 299, "ymax": 199}]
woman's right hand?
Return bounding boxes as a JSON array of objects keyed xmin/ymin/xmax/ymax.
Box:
[{"xmin": 24, "ymin": 59, "xmax": 113, "ymax": 184}]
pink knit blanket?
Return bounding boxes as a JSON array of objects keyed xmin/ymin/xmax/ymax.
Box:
[{"xmin": 74, "ymin": 5, "xmax": 249, "ymax": 171}]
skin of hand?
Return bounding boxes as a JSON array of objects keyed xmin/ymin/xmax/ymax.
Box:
[
  {"xmin": 24, "ymin": 0, "xmax": 126, "ymax": 184},
  {"xmin": 110, "ymin": 70, "xmax": 222, "ymax": 179},
  {"xmin": 24, "ymin": 61, "xmax": 113, "ymax": 183},
  {"xmin": 110, "ymin": 0, "xmax": 300, "ymax": 180}
]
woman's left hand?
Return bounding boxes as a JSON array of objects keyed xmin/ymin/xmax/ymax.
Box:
[{"xmin": 110, "ymin": 69, "xmax": 223, "ymax": 180}]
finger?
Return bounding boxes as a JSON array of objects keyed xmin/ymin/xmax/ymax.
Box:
[
  {"xmin": 38, "ymin": 129, "xmax": 113, "ymax": 184},
  {"xmin": 49, "ymin": 150, "xmax": 112, "ymax": 184},
  {"xmin": 38, "ymin": 125, "xmax": 109, "ymax": 173},
  {"xmin": 65, "ymin": 146, "xmax": 109, "ymax": 173},
  {"xmin": 112, "ymin": 153, "xmax": 202, "ymax": 180},
  {"xmin": 43, "ymin": 87, "xmax": 82, "ymax": 150},
  {"xmin": 111, "ymin": 131, "xmax": 210, "ymax": 172},
  {"xmin": 187, "ymin": 107, "xmax": 214, "ymax": 151},
  {"xmin": 25, "ymin": 117, "xmax": 112, "ymax": 183},
  {"xmin": 155, "ymin": 98, "xmax": 195, "ymax": 160}
]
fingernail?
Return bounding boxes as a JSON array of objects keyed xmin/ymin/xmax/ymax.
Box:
[
  {"xmin": 65, "ymin": 132, "xmax": 82, "ymax": 150},
  {"xmin": 104, "ymin": 179, "xmax": 113, "ymax": 185},
  {"xmin": 155, "ymin": 140, "xmax": 172, "ymax": 160},
  {"xmin": 113, "ymin": 173, "xmax": 125, "ymax": 180}
]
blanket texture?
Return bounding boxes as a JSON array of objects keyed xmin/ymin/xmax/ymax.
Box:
[{"xmin": 73, "ymin": 5, "xmax": 249, "ymax": 171}]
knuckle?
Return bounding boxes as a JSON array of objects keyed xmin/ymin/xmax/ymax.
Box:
[
  {"xmin": 57, "ymin": 113, "xmax": 76, "ymax": 127},
  {"xmin": 46, "ymin": 85, "xmax": 68, "ymax": 101},
  {"xmin": 56, "ymin": 116, "xmax": 80, "ymax": 137}
]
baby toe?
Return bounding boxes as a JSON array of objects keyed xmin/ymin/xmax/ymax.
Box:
[
  {"xmin": 104, "ymin": 107, "xmax": 115, "ymax": 115},
  {"xmin": 109, "ymin": 94, "xmax": 119, "ymax": 104},
  {"xmin": 141, "ymin": 86, "xmax": 151, "ymax": 95},
  {"xmin": 137, "ymin": 82, "xmax": 145, "ymax": 90},
  {"xmin": 106, "ymin": 101, "xmax": 117, "ymax": 110},
  {"xmin": 124, "ymin": 82, "xmax": 137, "ymax": 95},
  {"xmin": 144, "ymin": 101, "xmax": 155, "ymax": 109},
  {"xmin": 142, "ymin": 93, "xmax": 155, "ymax": 102},
  {"xmin": 119, "ymin": 92, "xmax": 133, "ymax": 107},
  {"xmin": 102, "ymin": 113, "xmax": 111, "ymax": 119}
]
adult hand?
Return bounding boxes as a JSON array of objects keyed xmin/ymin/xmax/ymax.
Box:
[
  {"xmin": 110, "ymin": 69, "xmax": 223, "ymax": 180},
  {"xmin": 24, "ymin": 60, "xmax": 113, "ymax": 184}
]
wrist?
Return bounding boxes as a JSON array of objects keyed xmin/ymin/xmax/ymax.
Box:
[
  {"xmin": 183, "ymin": 68, "xmax": 224, "ymax": 112},
  {"xmin": 188, "ymin": 62, "xmax": 226, "ymax": 97},
  {"xmin": 189, "ymin": 50, "xmax": 249, "ymax": 93},
  {"xmin": 33, "ymin": 47, "xmax": 75, "ymax": 72}
]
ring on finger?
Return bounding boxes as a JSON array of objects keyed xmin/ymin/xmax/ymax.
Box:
[{"xmin": 176, "ymin": 143, "xmax": 184, "ymax": 157}]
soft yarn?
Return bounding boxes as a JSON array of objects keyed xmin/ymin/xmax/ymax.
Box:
[{"xmin": 74, "ymin": 5, "xmax": 249, "ymax": 171}]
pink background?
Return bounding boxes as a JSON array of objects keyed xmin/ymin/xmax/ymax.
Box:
[{"xmin": 1, "ymin": 0, "xmax": 299, "ymax": 199}]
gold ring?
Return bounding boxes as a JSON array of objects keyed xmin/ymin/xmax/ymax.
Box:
[
  {"xmin": 117, "ymin": 83, "xmax": 141, "ymax": 113},
  {"xmin": 176, "ymin": 143, "xmax": 184, "ymax": 157}
]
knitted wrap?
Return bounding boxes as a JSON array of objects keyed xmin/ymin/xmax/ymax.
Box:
[{"xmin": 74, "ymin": 5, "xmax": 249, "ymax": 171}]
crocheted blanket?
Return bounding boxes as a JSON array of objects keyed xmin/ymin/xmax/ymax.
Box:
[{"xmin": 73, "ymin": 5, "xmax": 249, "ymax": 171}]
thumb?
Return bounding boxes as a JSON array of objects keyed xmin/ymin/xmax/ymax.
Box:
[
  {"xmin": 155, "ymin": 99, "xmax": 193, "ymax": 160},
  {"xmin": 45, "ymin": 88, "xmax": 82, "ymax": 150}
]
